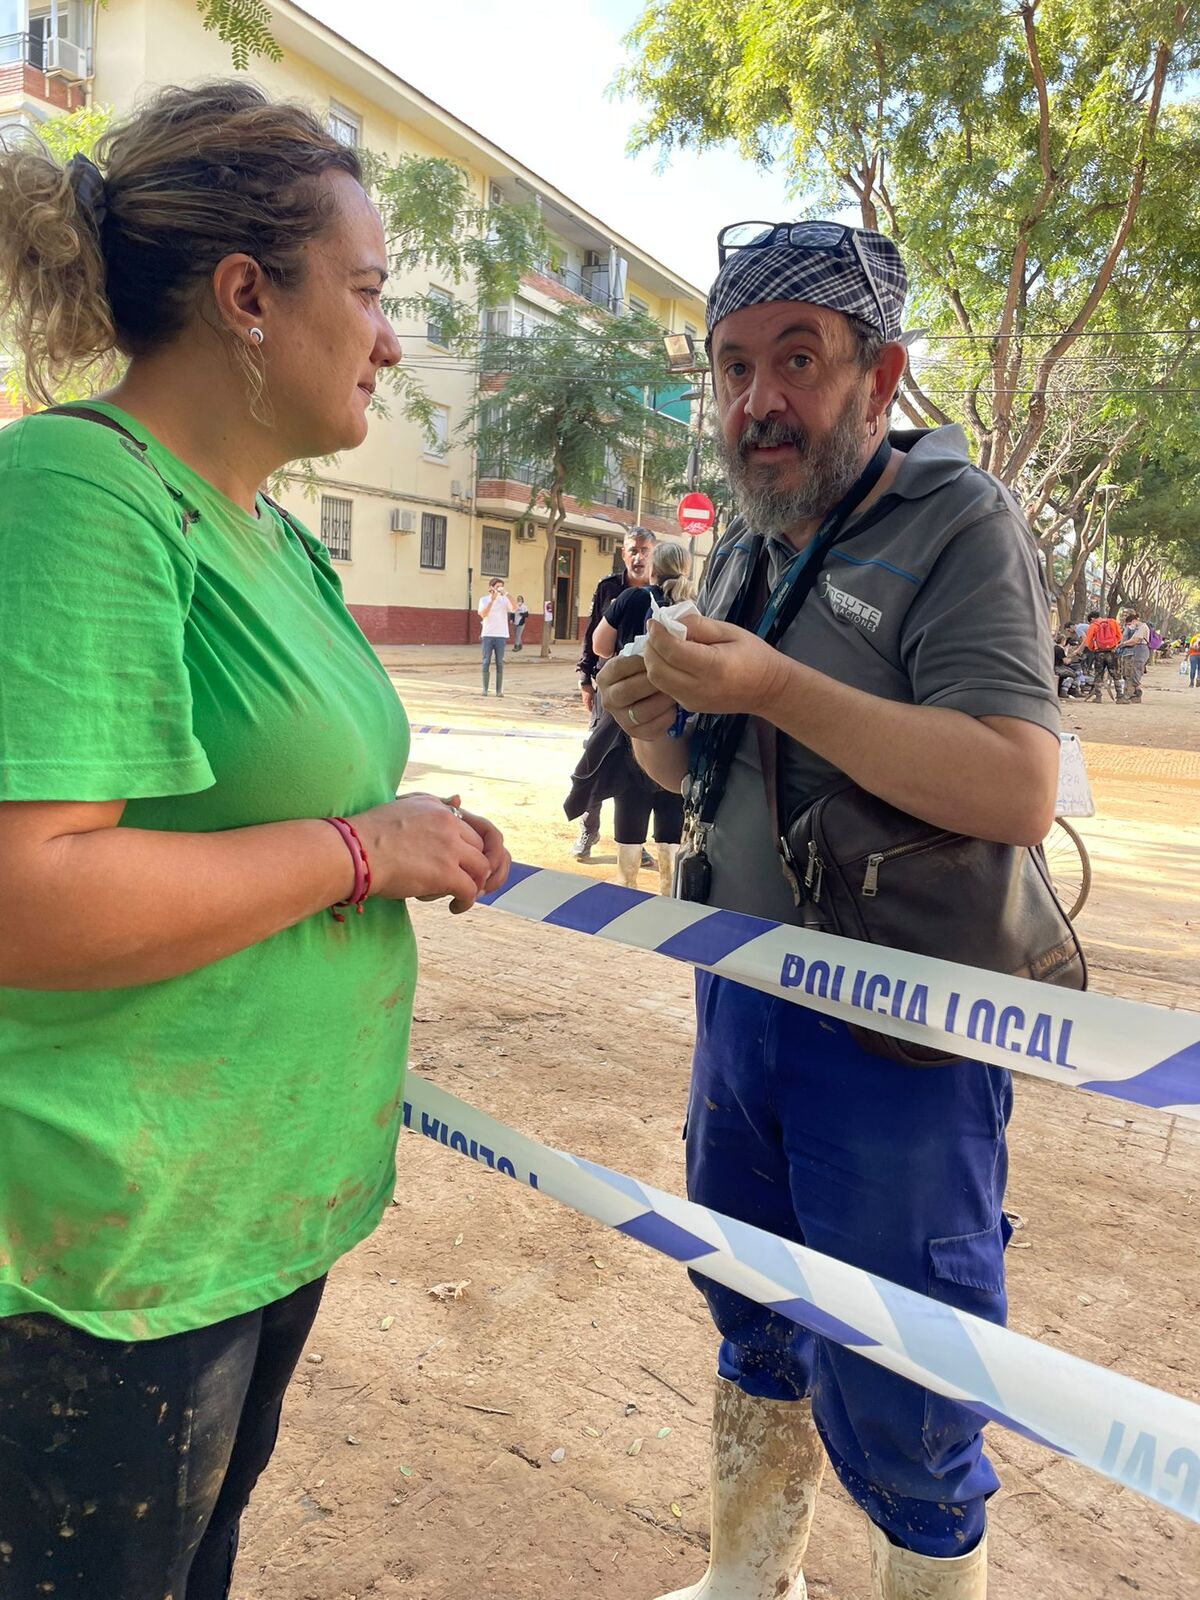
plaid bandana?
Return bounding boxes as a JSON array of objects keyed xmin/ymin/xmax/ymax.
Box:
[{"xmin": 706, "ymin": 228, "xmax": 908, "ymax": 342}]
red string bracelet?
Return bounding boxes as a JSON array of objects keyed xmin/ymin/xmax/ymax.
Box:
[{"xmin": 322, "ymin": 816, "xmax": 372, "ymax": 921}]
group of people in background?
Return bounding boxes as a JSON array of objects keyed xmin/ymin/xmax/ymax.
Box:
[
  {"xmin": 477, "ymin": 529, "xmax": 697, "ymax": 891},
  {"xmin": 1053, "ymin": 607, "xmax": 1167, "ymax": 704},
  {"xmin": 566, "ymin": 529, "xmax": 695, "ymax": 892}
]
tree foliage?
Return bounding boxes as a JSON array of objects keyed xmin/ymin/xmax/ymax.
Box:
[
  {"xmin": 617, "ymin": 0, "xmax": 1200, "ymax": 606},
  {"xmin": 358, "ymin": 150, "xmax": 545, "ymax": 443},
  {"xmin": 463, "ymin": 307, "xmax": 690, "ymax": 656},
  {"xmin": 98, "ymin": 0, "xmax": 281, "ymax": 69}
]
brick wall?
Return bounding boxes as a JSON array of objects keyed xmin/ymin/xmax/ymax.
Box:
[
  {"xmin": 349, "ymin": 605, "xmax": 584, "ymax": 647},
  {"xmin": 0, "ymin": 63, "xmax": 86, "ymax": 112}
]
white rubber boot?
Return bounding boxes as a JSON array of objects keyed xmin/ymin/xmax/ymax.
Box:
[
  {"xmin": 657, "ymin": 843, "xmax": 679, "ymax": 896},
  {"xmin": 654, "ymin": 1377, "xmax": 826, "ymax": 1599},
  {"xmin": 867, "ymin": 1520, "xmax": 987, "ymax": 1599},
  {"xmin": 616, "ymin": 844, "xmax": 644, "ymax": 888}
]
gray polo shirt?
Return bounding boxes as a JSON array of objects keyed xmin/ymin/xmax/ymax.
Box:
[{"xmin": 695, "ymin": 425, "xmax": 1059, "ymax": 923}]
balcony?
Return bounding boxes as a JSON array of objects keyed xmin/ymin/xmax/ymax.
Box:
[
  {"xmin": 479, "ymin": 461, "xmax": 632, "ymax": 508},
  {"xmin": 527, "ymin": 257, "xmax": 625, "ymax": 315},
  {"xmin": 1, "ymin": 29, "xmax": 86, "ymax": 74},
  {"xmin": 0, "ymin": 29, "xmax": 89, "ymax": 107}
]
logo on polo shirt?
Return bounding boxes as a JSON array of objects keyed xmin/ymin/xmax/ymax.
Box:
[{"xmin": 820, "ymin": 574, "xmax": 883, "ymax": 633}]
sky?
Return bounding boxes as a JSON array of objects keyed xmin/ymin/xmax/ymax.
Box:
[{"xmin": 299, "ymin": 0, "xmax": 803, "ymax": 293}]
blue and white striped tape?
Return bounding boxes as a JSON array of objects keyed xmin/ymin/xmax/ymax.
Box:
[
  {"xmin": 479, "ymin": 865, "xmax": 1200, "ymax": 1123},
  {"xmin": 403, "ymin": 1072, "xmax": 1200, "ymax": 1525}
]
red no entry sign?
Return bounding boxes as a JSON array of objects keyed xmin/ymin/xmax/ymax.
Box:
[{"xmin": 677, "ymin": 492, "xmax": 715, "ymax": 537}]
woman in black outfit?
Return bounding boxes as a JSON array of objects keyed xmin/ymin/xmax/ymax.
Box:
[{"xmin": 564, "ymin": 541, "xmax": 695, "ymax": 892}]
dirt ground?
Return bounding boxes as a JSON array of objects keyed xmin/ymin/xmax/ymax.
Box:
[{"xmin": 239, "ymin": 650, "xmax": 1200, "ymax": 1600}]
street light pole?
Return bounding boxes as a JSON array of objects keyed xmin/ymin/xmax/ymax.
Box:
[
  {"xmin": 635, "ymin": 384, "xmax": 647, "ymax": 523},
  {"xmin": 1096, "ymin": 485, "xmax": 1118, "ymax": 615}
]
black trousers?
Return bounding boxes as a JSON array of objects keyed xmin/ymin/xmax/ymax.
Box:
[
  {"xmin": 613, "ymin": 787, "xmax": 684, "ymax": 846},
  {"xmin": 0, "ymin": 1276, "xmax": 325, "ymax": 1599}
]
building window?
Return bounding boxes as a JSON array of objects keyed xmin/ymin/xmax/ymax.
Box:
[
  {"xmin": 480, "ymin": 525, "xmax": 511, "ymax": 578},
  {"xmin": 426, "ymin": 406, "xmax": 449, "ymax": 458},
  {"xmin": 684, "ymin": 321, "xmax": 698, "ymax": 340},
  {"xmin": 328, "ymin": 102, "xmax": 361, "ymax": 148},
  {"xmin": 320, "ymin": 495, "xmax": 352, "ymax": 562},
  {"xmin": 629, "ymin": 294, "xmax": 650, "ymax": 318},
  {"xmin": 420, "ymin": 513, "xmax": 447, "ymax": 570},
  {"xmin": 427, "ymin": 286, "xmax": 452, "ymax": 346}
]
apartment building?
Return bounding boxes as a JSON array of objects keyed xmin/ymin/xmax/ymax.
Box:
[{"xmin": 0, "ymin": 0, "xmax": 711, "ymax": 646}]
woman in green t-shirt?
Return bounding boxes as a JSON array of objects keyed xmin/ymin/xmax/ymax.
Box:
[{"xmin": 0, "ymin": 82, "xmax": 510, "ymax": 1597}]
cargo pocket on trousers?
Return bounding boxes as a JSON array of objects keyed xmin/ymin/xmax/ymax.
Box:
[{"xmin": 921, "ymin": 1217, "xmax": 1011, "ymax": 1466}]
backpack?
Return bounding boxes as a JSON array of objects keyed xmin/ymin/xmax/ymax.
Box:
[{"xmin": 1092, "ymin": 617, "xmax": 1121, "ymax": 651}]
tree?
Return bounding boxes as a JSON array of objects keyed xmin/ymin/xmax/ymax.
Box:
[
  {"xmin": 617, "ymin": 0, "xmax": 1200, "ymax": 608},
  {"xmin": 359, "ymin": 150, "xmax": 543, "ymax": 444},
  {"xmin": 464, "ymin": 306, "xmax": 690, "ymax": 657}
]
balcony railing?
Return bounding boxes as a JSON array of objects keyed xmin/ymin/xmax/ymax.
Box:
[
  {"xmin": 0, "ymin": 30, "xmax": 88, "ymax": 75},
  {"xmin": 0, "ymin": 32, "xmax": 38, "ymax": 66},
  {"xmin": 477, "ymin": 459, "xmax": 539, "ymax": 487},
  {"xmin": 478, "ymin": 462, "xmax": 650, "ymax": 516},
  {"xmin": 641, "ymin": 497, "xmax": 677, "ymax": 522}
]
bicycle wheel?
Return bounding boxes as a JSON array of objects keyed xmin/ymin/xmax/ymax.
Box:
[{"xmin": 1042, "ymin": 817, "xmax": 1091, "ymax": 920}]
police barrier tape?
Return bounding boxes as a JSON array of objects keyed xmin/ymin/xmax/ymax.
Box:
[
  {"xmin": 403, "ymin": 1072, "xmax": 1200, "ymax": 1525},
  {"xmin": 479, "ymin": 864, "xmax": 1200, "ymax": 1124}
]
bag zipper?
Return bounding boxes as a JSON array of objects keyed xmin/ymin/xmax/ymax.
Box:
[
  {"xmin": 861, "ymin": 832, "xmax": 956, "ymax": 897},
  {"xmin": 804, "ymin": 839, "xmax": 825, "ymax": 902}
]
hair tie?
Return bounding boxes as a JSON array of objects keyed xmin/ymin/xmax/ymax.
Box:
[{"xmin": 66, "ymin": 153, "xmax": 109, "ymax": 237}]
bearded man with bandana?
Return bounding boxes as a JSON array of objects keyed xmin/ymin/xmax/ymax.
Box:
[{"xmin": 598, "ymin": 224, "xmax": 1060, "ymax": 1600}]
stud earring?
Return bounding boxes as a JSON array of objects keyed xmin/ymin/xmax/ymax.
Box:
[{"xmin": 248, "ymin": 327, "xmax": 265, "ymax": 346}]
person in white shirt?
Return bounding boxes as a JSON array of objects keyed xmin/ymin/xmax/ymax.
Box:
[{"xmin": 478, "ymin": 578, "xmax": 515, "ymax": 696}]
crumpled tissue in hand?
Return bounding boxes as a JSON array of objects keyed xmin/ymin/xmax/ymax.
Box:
[{"xmin": 619, "ymin": 598, "xmax": 702, "ymax": 657}]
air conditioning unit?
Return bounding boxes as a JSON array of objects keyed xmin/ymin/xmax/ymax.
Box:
[
  {"xmin": 389, "ymin": 508, "xmax": 415, "ymax": 533},
  {"xmin": 515, "ymin": 521, "xmax": 538, "ymax": 543},
  {"xmin": 597, "ymin": 535, "xmax": 617, "ymax": 555},
  {"xmin": 44, "ymin": 36, "xmax": 87, "ymax": 81},
  {"xmin": 450, "ymin": 479, "xmax": 462, "ymax": 498},
  {"xmin": 489, "ymin": 182, "xmax": 503, "ymax": 206}
]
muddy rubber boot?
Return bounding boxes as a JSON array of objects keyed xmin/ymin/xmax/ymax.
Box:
[
  {"xmin": 657, "ymin": 843, "xmax": 679, "ymax": 896},
  {"xmin": 616, "ymin": 844, "xmax": 643, "ymax": 888},
  {"xmin": 654, "ymin": 1377, "xmax": 826, "ymax": 1599},
  {"xmin": 867, "ymin": 1521, "xmax": 987, "ymax": 1600}
]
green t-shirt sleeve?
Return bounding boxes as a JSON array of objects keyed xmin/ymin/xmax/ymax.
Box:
[{"xmin": 0, "ymin": 459, "xmax": 216, "ymax": 802}]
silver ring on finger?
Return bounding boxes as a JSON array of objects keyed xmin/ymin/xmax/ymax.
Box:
[{"xmin": 627, "ymin": 705, "xmax": 640, "ymax": 726}]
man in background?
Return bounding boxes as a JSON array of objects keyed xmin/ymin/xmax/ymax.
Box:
[
  {"xmin": 1117, "ymin": 609, "xmax": 1151, "ymax": 704},
  {"xmin": 477, "ymin": 577, "xmax": 514, "ymax": 697},
  {"xmin": 1081, "ymin": 609, "xmax": 1123, "ymax": 701}
]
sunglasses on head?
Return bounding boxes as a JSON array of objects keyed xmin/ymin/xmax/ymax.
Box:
[{"xmin": 716, "ymin": 221, "xmax": 890, "ymax": 340}]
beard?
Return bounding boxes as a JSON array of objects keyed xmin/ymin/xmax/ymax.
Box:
[{"xmin": 715, "ymin": 385, "xmax": 871, "ymax": 537}]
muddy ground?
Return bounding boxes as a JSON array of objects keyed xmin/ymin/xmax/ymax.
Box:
[{"xmin": 239, "ymin": 650, "xmax": 1200, "ymax": 1600}]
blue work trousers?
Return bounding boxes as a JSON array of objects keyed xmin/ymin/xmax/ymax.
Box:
[{"xmin": 686, "ymin": 972, "xmax": 1013, "ymax": 1558}]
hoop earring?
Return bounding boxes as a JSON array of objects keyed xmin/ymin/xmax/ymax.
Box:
[
  {"xmin": 248, "ymin": 327, "xmax": 265, "ymax": 346},
  {"xmin": 869, "ymin": 414, "xmax": 879, "ymax": 439}
]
